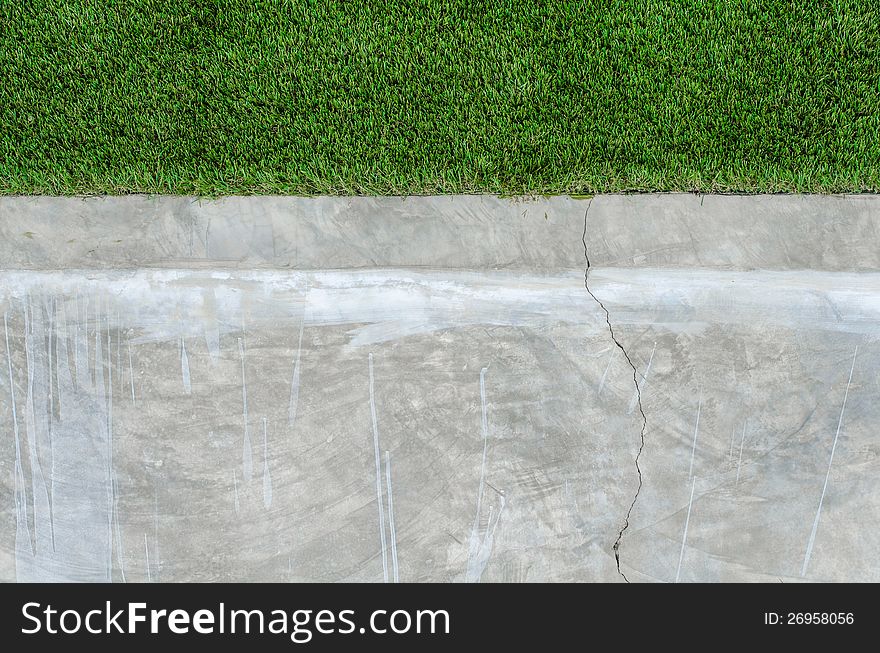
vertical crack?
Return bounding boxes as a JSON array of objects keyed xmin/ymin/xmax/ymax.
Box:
[{"xmin": 581, "ymin": 201, "xmax": 648, "ymax": 583}]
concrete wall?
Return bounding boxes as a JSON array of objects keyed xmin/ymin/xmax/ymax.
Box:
[{"xmin": 1, "ymin": 194, "xmax": 878, "ymax": 582}]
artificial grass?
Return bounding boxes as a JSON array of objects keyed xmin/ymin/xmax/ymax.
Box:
[{"xmin": 1, "ymin": 0, "xmax": 878, "ymax": 196}]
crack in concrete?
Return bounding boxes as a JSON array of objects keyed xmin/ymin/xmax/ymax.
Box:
[{"xmin": 581, "ymin": 201, "xmax": 648, "ymax": 584}]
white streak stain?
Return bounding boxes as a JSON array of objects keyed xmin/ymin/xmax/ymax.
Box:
[
  {"xmin": 6, "ymin": 310, "xmax": 34, "ymax": 568},
  {"xmin": 144, "ymin": 533, "xmax": 152, "ymax": 582},
  {"xmin": 180, "ymin": 337, "xmax": 192, "ymax": 395},
  {"xmin": 466, "ymin": 367, "xmax": 502, "ymax": 583},
  {"xmin": 203, "ymin": 290, "xmax": 221, "ymax": 365},
  {"xmin": 75, "ymin": 292, "xmax": 91, "ymax": 389},
  {"xmin": 597, "ymin": 348, "xmax": 615, "ymax": 395},
  {"xmin": 485, "ymin": 497, "xmax": 506, "ymax": 553},
  {"xmin": 12, "ymin": 292, "xmax": 114, "ymax": 581},
  {"xmin": 675, "ymin": 476, "xmax": 697, "ymax": 583},
  {"xmin": 5, "ymin": 312, "xmax": 20, "ymax": 448},
  {"xmin": 112, "ymin": 474, "xmax": 126, "ymax": 583},
  {"xmin": 51, "ymin": 301, "xmax": 69, "ymax": 554},
  {"xmin": 262, "ymin": 417, "xmax": 273, "ymax": 509},
  {"xmin": 92, "ymin": 301, "xmax": 114, "ymax": 581},
  {"xmin": 24, "ymin": 300, "xmax": 52, "ymax": 558},
  {"xmin": 107, "ymin": 319, "xmax": 113, "ymax": 447},
  {"xmin": 385, "ymin": 450, "xmax": 399, "ymax": 583},
  {"xmin": 736, "ymin": 422, "xmax": 747, "ymax": 486},
  {"xmin": 802, "ymin": 346, "xmax": 858, "ymax": 577},
  {"xmin": 239, "ymin": 338, "xmax": 253, "ymax": 482},
  {"xmin": 728, "ymin": 425, "xmax": 736, "ymax": 461},
  {"xmin": 57, "ymin": 298, "xmax": 69, "ymax": 416},
  {"xmin": 94, "ymin": 308, "xmax": 104, "ymax": 400},
  {"xmin": 688, "ymin": 394, "xmax": 702, "ymax": 479},
  {"xmin": 47, "ymin": 298, "xmax": 55, "ymax": 444},
  {"xmin": 104, "ymin": 310, "xmax": 115, "ymax": 582},
  {"xmin": 72, "ymin": 293, "xmax": 80, "ymax": 386},
  {"xmin": 288, "ymin": 319, "xmax": 305, "ymax": 427},
  {"xmin": 47, "ymin": 299, "xmax": 57, "ymax": 552},
  {"xmin": 368, "ymin": 353, "xmax": 389, "ymax": 583},
  {"xmin": 153, "ymin": 490, "xmax": 160, "ymax": 581},
  {"xmin": 128, "ymin": 340, "xmax": 136, "ymax": 404},
  {"xmin": 116, "ymin": 311, "xmax": 123, "ymax": 394},
  {"xmin": 33, "ymin": 301, "xmax": 55, "ymax": 552}
]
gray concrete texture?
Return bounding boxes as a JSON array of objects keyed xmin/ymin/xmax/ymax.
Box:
[{"xmin": 0, "ymin": 194, "xmax": 878, "ymax": 583}]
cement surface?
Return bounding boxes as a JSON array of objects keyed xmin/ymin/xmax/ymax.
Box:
[{"xmin": 0, "ymin": 194, "xmax": 878, "ymax": 582}]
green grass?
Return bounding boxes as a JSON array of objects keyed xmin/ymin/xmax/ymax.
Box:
[{"xmin": 1, "ymin": 0, "xmax": 879, "ymax": 195}]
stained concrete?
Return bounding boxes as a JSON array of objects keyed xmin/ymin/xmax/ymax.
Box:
[{"xmin": 0, "ymin": 194, "xmax": 878, "ymax": 582}]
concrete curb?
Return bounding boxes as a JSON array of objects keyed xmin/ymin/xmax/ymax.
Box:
[{"xmin": 1, "ymin": 194, "xmax": 878, "ymax": 271}]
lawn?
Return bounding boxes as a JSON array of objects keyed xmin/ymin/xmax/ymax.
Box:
[{"xmin": 1, "ymin": 0, "xmax": 878, "ymax": 195}]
